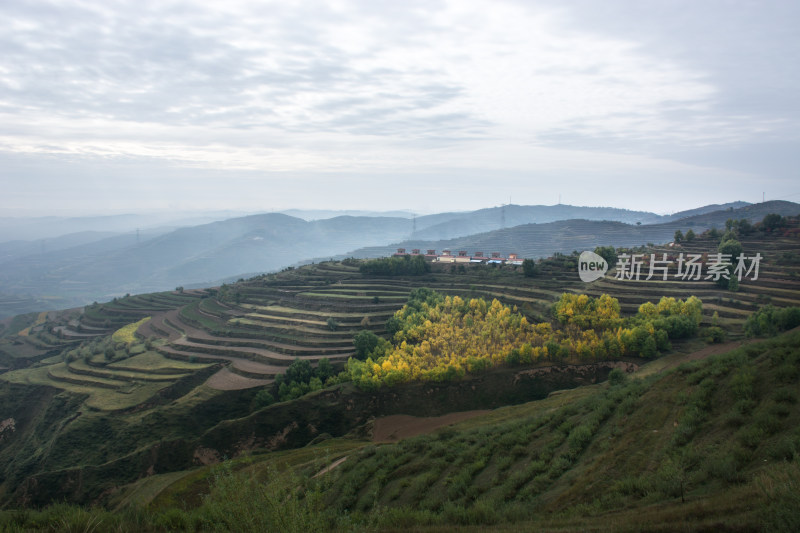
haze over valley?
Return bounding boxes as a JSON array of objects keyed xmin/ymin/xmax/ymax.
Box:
[{"xmin": 2, "ymin": 200, "xmax": 797, "ymax": 318}]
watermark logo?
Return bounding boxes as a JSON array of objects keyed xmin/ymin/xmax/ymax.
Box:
[
  {"xmin": 614, "ymin": 252, "xmax": 762, "ymax": 282},
  {"xmin": 577, "ymin": 250, "xmax": 763, "ymax": 283},
  {"xmin": 578, "ymin": 251, "xmax": 608, "ymax": 283}
]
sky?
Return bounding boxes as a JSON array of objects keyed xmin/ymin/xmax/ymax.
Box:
[{"xmin": 1, "ymin": 0, "xmax": 798, "ymax": 216}]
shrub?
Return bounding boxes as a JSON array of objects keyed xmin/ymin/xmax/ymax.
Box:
[
  {"xmin": 757, "ymin": 461, "xmax": 800, "ymax": 532},
  {"xmin": 737, "ymin": 425, "xmax": 764, "ymax": 449},
  {"xmin": 251, "ymin": 389, "xmax": 275, "ymax": 411},
  {"xmin": 704, "ymin": 326, "xmax": 726, "ymax": 344},
  {"xmin": 568, "ymin": 425, "xmax": 593, "ymax": 452},
  {"xmin": 706, "ymin": 451, "xmax": 746, "ymax": 483},
  {"xmin": 608, "ymin": 368, "xmax": 627, "ymax": 386}
]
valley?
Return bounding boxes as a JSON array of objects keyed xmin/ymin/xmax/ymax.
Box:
[{"xmin": 0, "ymin": 210, "xmax": 797, "ymax": 530}]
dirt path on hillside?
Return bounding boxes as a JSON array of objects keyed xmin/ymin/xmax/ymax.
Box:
[
  {"xmin": 205, "ymin": 367, "xmax": 272, "ymax": 390},
  {"xmin": 313, "ymin": 456, "xmax": 348, "ymax": 478},
  {"xmin": 372, "ymin": 411, "xmax": 489, "ymax": 443},
  {"xmin": 655, "ymin": 340, "xmax": 748, "ymax": 375}
]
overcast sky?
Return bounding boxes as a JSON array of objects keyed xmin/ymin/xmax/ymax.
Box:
[{"xmin": 1, "ymin": 0, "xmax": 798, "ymax": 216}]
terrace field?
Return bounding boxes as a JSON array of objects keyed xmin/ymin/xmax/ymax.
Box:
[
  {"xmin": 2, "ymin": 217, "xmax": 799, "ymax": 407},
  {"xmin": 0, "ymin": 214, "xmax": 797, "ymax": 523}
]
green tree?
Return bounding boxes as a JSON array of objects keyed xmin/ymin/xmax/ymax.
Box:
[
  {"xmin": 359, "ymin": 254, "xmax": 431, "ymax": 276},
  {"xmin": 685, "ymin": 229, "xmax": 696, "ymax": 242},
  {"xmin": 761, "ymin": 213, "xmax": 785, "ymax": 231},
  {"xmin": 674, "ymin": 230, "xmax": 684, "ymax": 243},
  {"xmin": 285, "ymin": 358, "xmax": 313, "ymax": 384},
  {"xmin": 251, "ymin": 389, "xmax": 274, "ymax": 410},
  {"xmin": 716, "ymin": 238, "xmax": 743, "ymax": 288},
  {"xmin": 737, "ymin": 218, "xmax": 753, "ymax": 235},
  {"xmin": 353, "ymin": 330, "xmax": 380, "ymax": 360},
  {"xmin": 522, "ymin": 258, "xmax": 537, "ymax": 277},
  {"xmin": 316, "ymin": 358, "xmax": 333, "ymax": 382},
  {"xmin": 385, "ymin": 316, "xmax": 402, "ymax": 338},
  {"xmin": 594, "ymin": 246, "xmax": 618, "ymax": 268}
]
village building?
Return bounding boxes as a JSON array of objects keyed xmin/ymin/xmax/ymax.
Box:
[
  {"xmin": 388, "ymin": 248, "xmax": 523, "ymax": 265},
  {"xmin": 454, "ymin": 250, "xmax": 471, "ymax": 263}
]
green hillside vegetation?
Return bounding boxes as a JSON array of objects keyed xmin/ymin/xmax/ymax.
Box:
[
  {"xmin": 346, "ymin": 290, "xmax": 702, "ymax": 389},
  {"xmin": 359, "ymin": 254, "xmax": 431, "ymax": 276},
  {"xmin": 0, "ymin": 212, "xmax": 796, "ymax": 528},
  {"xmin": 1, "ymin": 328, "xmax": 798, "ymax": 531}
]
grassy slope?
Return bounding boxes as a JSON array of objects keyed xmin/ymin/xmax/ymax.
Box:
[
  {"xmin": 0, "ymin": 219, "xmax": 798, "ymax": 523},
  {"xmin": 138, "ymin": 328, "xmax": 800, "ymax": 532}
]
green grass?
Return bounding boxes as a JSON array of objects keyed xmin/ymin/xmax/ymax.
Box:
[
  {"xmin": 0, "ymin": 312, "xmax": 38, "ymax": 338},
  {"xmin": 68, "ymin": 357, "xmax": 187, "ymax": 382},
  {"xmin": 163, "ymin": 329, "xmax": 800, "ymax": 530},
  {"xmin": 246, "ymin": 305, "xmax": 396, "ymax": 319},
  {"xmin": 54, "ymin": 328, "xmax": 791, "ymax": 531},
  {"xmin": 1, "ymin": 362, "xmax": 176, "ymax": 410},
  {"xmin": 297, "ymin": 291, "xmax": 408, "ymax": 300},
  {"xmin": 2, "ymin": 327, "xmax": 800, "ymax": 530},
  {"xmin": 1, "ymin": 221, "xmax": 800, "ymax": 528},
  {"xmin": 109, "ymin": 350, "xmax": 211, "ymax": 373}
]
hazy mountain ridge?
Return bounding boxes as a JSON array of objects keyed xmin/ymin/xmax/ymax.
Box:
[
  {"xmin": 347, "ymin": 200, "xmax": 799, "ymax": 260},
  {"xmin": 412, "ymin": 204, "xmax": 665, "ymax": 241},
  {"xmin": 0, "ymin": 211, "xmax": 257, "ymax": 242},
  {"xmin": 409, "ymin": 201, "xmax": 750, "ymax": 241},
  {"xmin": 0, "ymin": 231, "xmax": 124, "ymax": 264},
  {"xmin": 0, "ymin": 214, "xmax": 415, "ymax": 316},
  {"xmin": 663, "ymin": 200, "xmax": 751, "ymax": 221},
  {"xmin": 0, "ymin": 201, "xmax": 789, "ymax": 318},
  {"xmin": 279, "ymin": 208, "xmax": 416, "ymax": 220}
]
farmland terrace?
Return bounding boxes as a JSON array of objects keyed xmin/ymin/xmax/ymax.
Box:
[{"xmin": 0, "ymin": 217, "xmax": 798, "ymax": 409}]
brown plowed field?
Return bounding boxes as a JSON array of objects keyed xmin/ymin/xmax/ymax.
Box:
[
  {"xmin": 372, "ymin": 411, "xmax": 490, "ymax": 442},
  {"xmin": 205, "ymin": 367, "xmax": 272, "ymax": 390}
]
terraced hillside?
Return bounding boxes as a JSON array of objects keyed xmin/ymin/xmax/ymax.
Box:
[
  {"xmin": 138, "ymin": 218, "xmax": 800, "ymax": 392},
  {"xmin": 585, "ymin": 226, "xmax": 800, "ymax": 331},
  {"xmin": 2, "ymin": 216, "xmax": 799, "ymax": 411},
  {"xmin": 0, "ymin": 215, "xmax": 797, "ymax": 515}
]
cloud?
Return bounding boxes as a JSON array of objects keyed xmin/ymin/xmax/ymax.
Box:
[{"xmin": 0, "ymin": 0, "xmax": 797, "ymax": 214}]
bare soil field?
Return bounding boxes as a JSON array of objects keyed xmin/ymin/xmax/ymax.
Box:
[
  {"xmin": 205, "ymin": 367, "xmax": 271, "ymax": 391},
  {"xmin": 372, "ymin": 410, "xmax": 490, "ymax": 442}
]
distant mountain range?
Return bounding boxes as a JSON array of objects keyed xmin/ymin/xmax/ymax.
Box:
[
  {"xmin": 0, "ymin": 214, "xmax": 414, "ymax": 316},
  {"xmin": 0, "ymin": 200, "xmax": 796, "ymax": 317},
  {"xmin": 348, "ymin": 201, "xmax": 798, "ymax": 261},
  {"xmin": 279, "ymin": 209, "xmax": 416, "ymax": 220},
  {"xmin": 0, "ymin": 210, "xmax": 258, "ymax": 242},
  {"xmin": 409, "ymin": 201, "xmax": 750, "ymax": 241}
]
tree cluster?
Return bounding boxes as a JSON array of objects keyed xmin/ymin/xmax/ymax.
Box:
[
  {"xmin": 347, "ymin": 290, "xmax": 704, "ymax": 390},
  {"xmin": 271, "ymin": 357, "xmax": 335, "ymax": 403},
  {"xmin": 744, "ymin": 305, "xmax": 800, "ymax": 337},
  {"xmin": 359, "ymin": 254, "xmax": 431, "ymax": 276}
]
